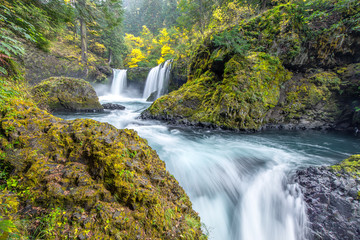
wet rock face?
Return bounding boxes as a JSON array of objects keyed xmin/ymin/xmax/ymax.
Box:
[
  {"xmin": 0, "ymin": 99, "xmax": 205, "ymax": 239},
  {"xmin": 102, "ymin": 103, "xmax": 125, "ymax": 110},
  {"xmin": 31, "ymin": 77, "xmax": 104, "ymax": 112},
  {"xmin": 295, "ymin": 166, "xmax": 360, "ymax": 240},
  {"xmin": 127, "ymin": 67, "xmax": 151, "ymax": 91}
]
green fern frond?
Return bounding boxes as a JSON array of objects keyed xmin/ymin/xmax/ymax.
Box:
[{"xmin": 0, "ymin": 67, "xmax": 8, "ymax": 75}]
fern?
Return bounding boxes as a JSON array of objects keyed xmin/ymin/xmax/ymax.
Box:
[
  {"xmin": 0, "ymin": 67, "xmax": 8, "ymax": 75},
  {"xmin": 213, "ymin": 28, "xmax": 250, "ymax": 56}
]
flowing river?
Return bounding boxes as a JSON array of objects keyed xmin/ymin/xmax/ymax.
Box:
[{"xmin": 56, "ymin": 93, "xmax": 360, "ymax": 240}]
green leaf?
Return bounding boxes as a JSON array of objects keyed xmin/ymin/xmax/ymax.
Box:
[{"xmin": 0, "ymin": 67, "xmax": 8, "ymax": 75}]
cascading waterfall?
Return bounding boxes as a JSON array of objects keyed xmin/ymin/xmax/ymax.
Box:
[
  {"xmin": 111, "ymin": 69, "xmax": 127, "ymax": 96},
  {"xmin": 239, "ymin": 167, "xmax": 307, "ymax": 240},
  {"xmin": 143, "ymin": 60, "xmax": 172, "ymax": 100}
]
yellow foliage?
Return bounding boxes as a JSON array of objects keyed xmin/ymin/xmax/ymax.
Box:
[
  {"xmin": 158, "ymin": 28, "xmax": 171, "ymax": 45},
  {"xmin": 88, "ymin": 29, "xmax": 100, "ymax": 37},
  {"xmin": 123, "ymin": 25, "xmax": 192, "ymax": 66},
  {"xmin": 88, "ymin": 54, "xmax": 97, "ymax": 64},
  {"xmin": 64, "ymin": 34, "xmax": 75, "ymax": 42},
  {"xmin": 209, "ymin": 2, "xmax": 254, "ymax": 31},
  {"xmin": 90, "ymin": 42, "xmax": 106, "ymax": 55},
  {"xmin": 141, "ymin": 25, "xmax": 152, "ymax": 38},
  {"xmin": 161, "ymin": 44, "xmax": 174, "ymax": 58},
  {"xmin": 157, "ymin": 57, "xmax": 165, "ymax": 65},
  {"xmin": 126, "ymin": 49, "xmax": 146, "ymax": 68},
  {"xmin": 141, "ymin": 25, "xmax": 154, "ymax": 51},
  {"xmin": 125, "ymin": 33, "xmax": 144, "ymax": 48}
]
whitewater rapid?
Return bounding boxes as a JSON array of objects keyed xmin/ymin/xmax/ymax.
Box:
[{"xmin": 56, "ymin": 92, "xmax": 360, "ymax": 240}]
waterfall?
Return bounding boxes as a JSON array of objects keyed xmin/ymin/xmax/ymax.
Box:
[
  {"xmin": 111, "ymin": 69, "xmax": 127, "ymax": 96},
  {"xmin": 143, "ymin": 60, "xmax": 172, "ymax": 100}
]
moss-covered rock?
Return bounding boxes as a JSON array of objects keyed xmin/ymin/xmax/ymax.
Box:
[
  {"xmin": 332, "ymin": 154, "xmax": 360, "ymax": 178},
  {"xmin": 169, "ymin": 59, "xmax": 188, "ymax": 93},
  {"xmin": 32, "ymin": 77, "xmax": 103, "ymax": 112},
  {"xmin": 127, "ymin": 67, "xmax": 152, "ymax": 92},
  {"xmin": 0, "ymin": 79, "xmax": 205, "ymax": 239},
  {"xmin": 23, "ymin": 39, "xmax": 113, "ymax": 85},
  {"xmin": 143, "ymin": 52, "xmax": 291, "ymax": 130},
  {"xmin": 142, "ymin": 1, "xmax": 360, "ymax": 131},
  {"xmin": 265, "ymin": 70, "xmax": 343, "ymax": 129}
]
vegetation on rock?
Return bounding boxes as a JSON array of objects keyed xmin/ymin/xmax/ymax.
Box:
[
  {"xmin": 143, "ymin": 0, "xmax": 360, "ymax": 131},
  {"xmin": 0, "ymin": 76, "xmax": 205, "ymax": 239},
  {"xmin": 126, "ymin": 67, "xmax": 152, "ymax": 91},
  {"xmin": 1, "ymin": 0, "xmax": 125, "ymax": 83},
  {"xmin": 332, "ymin": 154, "xmax": 360, "ymax": 178},
  {"xmin": 144, "ymin": 52, "xmax": 291, "ymax": 130},
  {"xmin": 31, "ymin": 77, "xmax": 103, "ymax": 112}
]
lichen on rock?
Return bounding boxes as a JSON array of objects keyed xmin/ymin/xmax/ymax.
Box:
[
  {"xmin": 31, "ymin": 77, "xmax": 104, "ymax": 113},
  {"xmin": 0, "ymin": 78, "xmax": 205, "ymax": 239},
  {"xmin": 265, "ymin": 70, "xmax": 343, "ymax": 130},
  {"xmin": 296, "ymin": 155, "xmax": 360, "ymax": 240}
]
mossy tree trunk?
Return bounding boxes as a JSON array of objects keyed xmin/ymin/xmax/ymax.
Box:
[
  {"xmin": 80, "ymin": 17, "xmax": 87, "ymax": 66},
  {"xmin": 79, "ymin": 0, "xmax": 88, "ymax": 72},
  {"xmin": 108, "ymin": 49, "xmax": 112, "ymax": 65}
]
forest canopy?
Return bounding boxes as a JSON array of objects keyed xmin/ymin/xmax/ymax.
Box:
[{"xmin": 1, "ymin": 0, "xmax": 359, "ymax": 74}]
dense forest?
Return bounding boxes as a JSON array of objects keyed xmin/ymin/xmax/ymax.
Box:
[{"xmin": 0, "ymin": 0, "xmax": 360, "ymax": 239}]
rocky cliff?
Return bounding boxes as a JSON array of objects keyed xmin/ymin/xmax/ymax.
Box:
[{"xmin": 142, "ymin": 1, "xmax": 360, "ymax": 132}]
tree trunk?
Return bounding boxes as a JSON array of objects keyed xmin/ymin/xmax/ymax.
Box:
[
  {"xmin": 80, "ymin": 17, "xmax": 87, "ymax": 66},
  {"xmin": 108, "ymin": 49, "xmax": 112, "ymax": 65}
]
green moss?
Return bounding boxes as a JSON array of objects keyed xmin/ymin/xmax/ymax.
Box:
[
  {"xmin": 309, "ymin": 72, "xmax": 341, "ymax": 90},
  {"xmin": 31, "ymin": 77, "xmax": 103, "ymax": 112},
  {"xmin": 147, "ymin": 52, "xmax": 291, "ymax": 130},
  {"xmin": 332, "ymin": 154, "xmax": 360, "ymax": 178},
  {"xmin": 240, "ymin": 3, "xmax": 304, "ymax": 63},
  {"xmin": 272, "ymin": 69, "xmax": 342, "ymax": 124},
  {"xmin": 0, "ymin": 76, "xmax": 205, "ymax": 239}
]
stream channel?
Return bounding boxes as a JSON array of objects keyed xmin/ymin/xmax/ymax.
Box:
[{"xmin": 56, "ymin": 93, "xmax": 360, "ymax": 240}]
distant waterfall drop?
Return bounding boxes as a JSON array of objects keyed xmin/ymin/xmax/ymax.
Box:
[
  {"xmin": 111, "ymin": 69, "xmax": 127, "ymax": 96},
  {"xmin": 143, "ymin": 60, "xmax": 172, "ymax": 100}
]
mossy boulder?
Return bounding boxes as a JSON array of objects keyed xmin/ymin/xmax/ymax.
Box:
[
  {"xmin": 32, "ymin": 77, "xmax": 103, "ymax": 112},
  {"xmin": 0, "ymin": 94, "xmax": 205, "ymax": 238},
  {"xmin": 143, "ymin": 52, "xmax": 292, "ymax": 130}
]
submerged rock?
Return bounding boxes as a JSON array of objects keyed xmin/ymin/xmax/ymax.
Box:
[
  {"xmin": 102, "ymin": 103, "xmax": 125, "ymax": 110},
  {"xmin": 146, "ymin": 91, "xmax": 158, "ymax": 102},
  {"xmin": 32, "ymin": 77, "xmax": 104, "ymax": 112},
  {"xmin": 295, "ymin": 155, "xmax": 360, "ymax": 240},
  {"xmin": 0, "ymin": 95, "xmax": 204, "ymax": 239}
]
